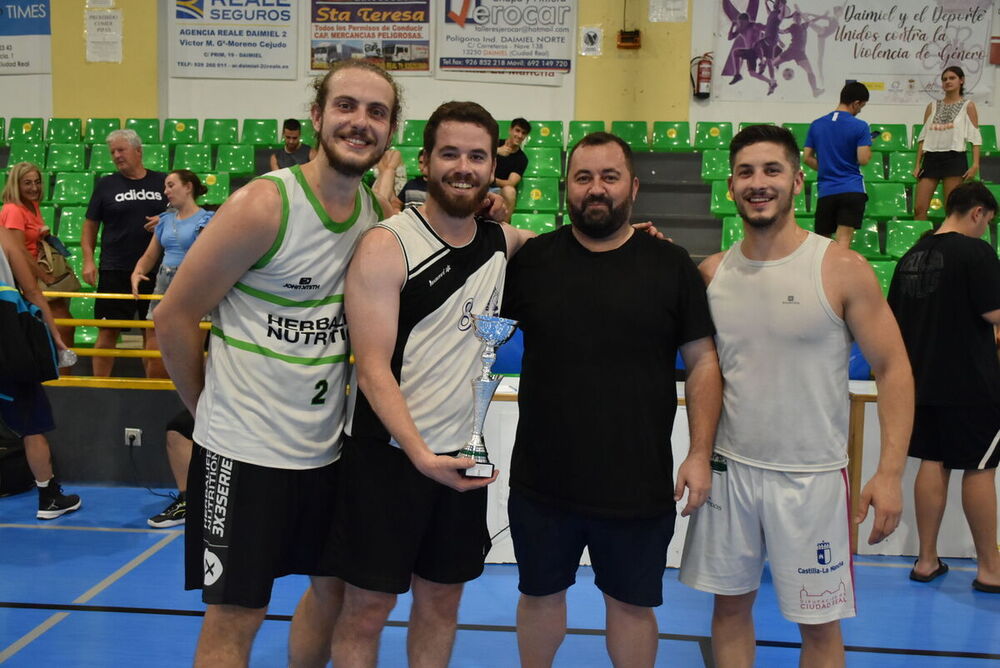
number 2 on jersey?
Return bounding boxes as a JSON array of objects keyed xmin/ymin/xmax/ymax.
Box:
[{"xmin": 312, "ymin": 379, "xmax": 329, "ymax": 405}]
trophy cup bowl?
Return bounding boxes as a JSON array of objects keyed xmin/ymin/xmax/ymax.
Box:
[{"xmin": 459, "ymin": 314, "xmax": 518, "ymax": 478}]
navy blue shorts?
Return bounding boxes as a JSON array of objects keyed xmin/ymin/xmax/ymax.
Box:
[
  {"xmin": 0, "ymin": 381, "xmax": 55, "ymax": 437},
  {"xmin": 814, "ymin": 192, "xmax": 868, "ymax": 236},
  {"xmin": 508, "ymin": 488, "xmax": 676, "ymax": 607}
]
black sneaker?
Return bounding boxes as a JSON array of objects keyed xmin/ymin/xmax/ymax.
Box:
[
  {"xmin": 37, "ymin": 480, "xmax": 82, "ymax": 520},
  {"xmin": 148, "ymin": 495, "xmax": 186, "ymax": 528}
]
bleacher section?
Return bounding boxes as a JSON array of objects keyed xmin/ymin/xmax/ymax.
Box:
[{"xmin": 3, "ymin": 116, "xmax": 998, "ymax": 280}]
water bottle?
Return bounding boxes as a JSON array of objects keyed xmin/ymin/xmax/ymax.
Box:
[{"xmin": 58, "ymin": 348, "xmax": 78, "ymax": 368}]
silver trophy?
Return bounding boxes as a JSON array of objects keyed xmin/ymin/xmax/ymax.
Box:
[{"xmin": 459, "ymin": 314, "xmax": 518, "ymax": 478}]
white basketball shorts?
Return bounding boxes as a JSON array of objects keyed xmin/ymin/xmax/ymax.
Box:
[{"xmin": 678, "ymin": 456, "xmax": 856, "ymax": 624}]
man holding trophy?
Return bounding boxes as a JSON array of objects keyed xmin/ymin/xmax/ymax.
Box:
[
  {"xmin": 501, "ymin": 132, "xmax": 723, "ymax": 668},
  {"xmin": 329, "ymin": 101, "xmax": 533, "ymax": 668}
]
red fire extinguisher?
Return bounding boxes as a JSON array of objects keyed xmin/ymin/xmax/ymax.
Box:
[{"xmin": 691, "ymin": 53, "xmax": 712, "ymax": 99}]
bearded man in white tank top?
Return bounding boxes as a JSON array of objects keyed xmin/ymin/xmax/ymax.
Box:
[
  {"xmin": 678, "ymin": 125, "xmax": 914, "ymax": 668},
  {"xmin": 155, "ymin": 62, "xmax": 403, "ymax": 668}
]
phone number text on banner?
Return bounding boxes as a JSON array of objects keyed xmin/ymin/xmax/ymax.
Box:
[
  {"xmin": 310, "ymin": 0, "xmax": 430, "ymax": 73},
  {"xmin": 437, "ymin": 0, "xmax": 575, "ymax": 86},
  {"xmin": 169, "ymin": 0, "xmax": 298, "ymax": 80}
]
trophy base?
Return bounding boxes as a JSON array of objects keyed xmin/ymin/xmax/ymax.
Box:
[{"xmin": 463, "ymin": 462, "xmax": 495, "ymax": 478}]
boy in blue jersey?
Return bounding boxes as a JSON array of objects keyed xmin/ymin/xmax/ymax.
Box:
[{"xmin": 803, "ymin": 82, "xmax": 873, "ymax": 249}]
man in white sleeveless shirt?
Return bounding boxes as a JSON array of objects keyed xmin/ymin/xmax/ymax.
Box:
[
  {"xmin": 155, "ymin": 62, "xmax": 401, "ymax": 667},
  {"xmin": 679, "ymin": 125, "xmax": 914, "ymax": 667},
  {"xmin": 329, "ymin": 102, "xmax": 533, "ymax": 668}
]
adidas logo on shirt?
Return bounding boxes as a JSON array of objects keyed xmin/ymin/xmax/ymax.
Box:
[{"xmin": 114, "ymin": 189, "xmax": 164, "ymax": 202}]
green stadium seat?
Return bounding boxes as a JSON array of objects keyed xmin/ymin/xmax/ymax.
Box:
[
  {"xmin": 173, "ymin": 144, "xmax": 212, "ymax": 172},
  {"xmin": 721, "ymin": 216, "xmax": 744, "ymax": 250},
  {"xmin": 610, "ymin": 121, "xmax": 649, "ymax": 151},
  {"xmin": 298, "ymin": 118, "xmax": 317, "ymax": 148},
  {"xmin": 523, "ymin": 147, "xmax": 562, "ymax": 179},
  {"xmin": 887, "ymin": 152, "xmax": 917, "ymax": 183},
  {"xmin": 125, "ymin": 118, "xmax": 161, "ymax": 145},
  {"xmin": 0, "ymin": 118, "xmax": 5, "ymax": 146},
  {"xmin": 197, "ymin": 172, "xmax": 231, "ymax": 206},
  {"xmin": 203, "ymin": 118, "xmax": 240, "ymax": 145},
  {"xmin": 514, "ymin": 177, "xmax": 560, "ymax": 214},
  {"xmin": 88, "ymin": 144, "xmax": 115, "ymax": 172},
  {"xmin": 793, "ymin": 190, "xmax": 808, "ymax": 215},
  {"xmin": 783, "ymin": 123, "xmax": 810, "ymax": 149},
  {"xmin": 143, "ymin": 144, "xmax": 170, "ymax": 172},
  {"xmin": 70, "ymin": 297, "xmax": 94, "ymax": 320},
  {"xmin": 46, "ymin": 118, "xmax": 82, "ymax": 144},
  {"xmin": 396, "ymin": 146, "xmax": 423, "ymax": 178},
  {"xmin": 860, "ymin": 152, "xmax": 885, "ymax": 182},
  {"xmin": 797, "ymin": 216, "xmax": 815, "ymax": 232},
  {"xmin": 850, "ymin": 220, "xmax": 888, "ymax": 260},
  {"xmin": 910, "ymin": 124, "xmax": 923, "ymax": 149},
  {"xmin": 800, "ymin": 158, "xmax": 817, "ymax": 183},
  {"xmin": 700, "ymin": 149, "xmax": 729, "ymax": 181},
  {"xmin": 870, "ymin": 124, "xmax": 909, "ymax": 152},
  {"xmin": 46, "ymin": 143, "xmax": 86, "ymax": 172},
  {"xmin": 651, "ymin": 122, "xmax": 692, "ymax": 152},
  {"xmin": 215, "ymin": 144, "xmax": 255, "ymax": 177},
  {"xmin": 526, "ymin": 121, "xmax": 563, "ymax": 148},
  {"xmin": 865, "ymin": 182, "xmax": 909, "ymax": 220},
  {"xmin": 50, "ymin": 172, "xmax": 94, "ymax": 207},
  {"xmin": 9, "ymin": 117, "xmax": 43, "ymax": 144},
  {"xmin": 694, "ymin": 122, "xmax": 733, "ymax": 151},
  {"xmin": 510, "ymin": 213, "xmax": 557, "ymax": 234},
  {"xmin": 39, "ymin": 204, "xmax": 55, "ymax": 230},
  {"xmin": 869, "ymin": 260, "xmax": 896, "ymax": 297},
  {"xmin": 242, "ymin": 118, "xmax": 278, "ymax": 146},
  {"xmin": 56, "ymin": 206, "xmax": 88, "ymax": 245},
  {"xmin": 497, "ymin": 120, "xmax": 511, "ymax": 141},
  {"xmin": 886, "ymin": 220, "xmax": 932, "ymax": 259},
  {"xmin": 0, "ymin": 171, "xmax": 5, "ymax": 192},
  {"xmin": 84, "ymin": 118, "xmax": 121, "ymax": 144},
  {"xmin": 710, "ymin": 180, "xmax": 737, "ymax": 216},
  {"xmin": 926, "ymin": 184, "xmax": 946, "ymax": 220},
  {"xmin": 568, "ymin": 121, "xmax": 605, "ymax": 148},
  {"xmin": 399, "ymin": 119, "xmax": 428, "ymax": 147},
  {"xmin": 163, "ymin": 118, "xmax": 199, "ymax": 144},
  {"xmin": 8, "ymin": 142, "xmax": 46, "ymax": 167},
  {"xmin": 979, "ymin": 125, "xmax": 997, "ymax": 156}
]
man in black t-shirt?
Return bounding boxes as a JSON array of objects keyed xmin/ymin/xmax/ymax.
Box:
[
  {"xmin": 888, "ymin": 181, "xmax": 1000, "ymax": 593},
  {"xmin": 83, "ymin": 129, "xmax": 167, "ymax": 377},
  {"xmin": 493, "ymin": 117, "xmax": 531, "ymax": 219},
  {"xmin": 501, "ymin": 132, "xmax": 723, "ymax": 666}
]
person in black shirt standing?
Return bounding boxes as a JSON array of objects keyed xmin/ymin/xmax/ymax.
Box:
[
  {"xmin": 888, "ymin": 181, "xmax": 1000, "ymax": 593},
  {"xmin": 494, "ymin": 117, "xmax": 531, "ymax": 219},
  {"xmin": 501, "ymin": 132, "xmax": 723, "ymax": 667},
  {"xmin": 83, "ymin": 129, "xmax": 167, "ymax": 377}
]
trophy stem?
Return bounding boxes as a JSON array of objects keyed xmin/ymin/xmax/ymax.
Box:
[{"xmin": 461, "ymin": 314, "xmax": 517, "ymax": 478}]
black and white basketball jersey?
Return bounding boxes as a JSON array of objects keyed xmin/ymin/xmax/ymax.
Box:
[{"xmin": 347, "ymin": 206, "xmax": 508, "ymax": 453}]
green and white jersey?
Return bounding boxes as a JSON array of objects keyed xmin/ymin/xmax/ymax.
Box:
[{"xmin": 193, "ymin": 165, "xmax": 381, "ymax": 469}]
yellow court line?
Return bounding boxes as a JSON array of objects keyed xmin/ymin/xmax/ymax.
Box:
[
  {"xmin": 0, "ymin": 524, "xmax": 182, "ymax": 535},
  {"xmin": 54, "ymin": 319, "xmax": 211, "ymax": 330},
  {"xmin": 0, "ymin": 531, "xmax": 182, "ymax": 664}
]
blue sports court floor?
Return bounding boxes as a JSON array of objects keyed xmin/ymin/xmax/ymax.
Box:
[{"xmin": 1, "ymin": 486, "xmax": 998, "ymax": 666}]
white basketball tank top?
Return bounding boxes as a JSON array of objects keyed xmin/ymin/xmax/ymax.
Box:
[
  {"xmin": 709, "ymin": 231, "xmax": 850, "ymax": 472},
  {"xmin": 346, "ymin": 207, "xmax": 508, "ymax": 454},
  {"xmin": 194, "ymin": 165, "xmax": 380, "ymax": 468}
]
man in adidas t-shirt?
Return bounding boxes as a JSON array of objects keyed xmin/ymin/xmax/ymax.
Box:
[{"xmin": 83, "ymin": 129, "xmax": 166, "ymax": 376}]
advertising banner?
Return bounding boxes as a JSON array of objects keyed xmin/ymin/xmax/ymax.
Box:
[
  {"xmin": 310, "ymin": 0, "xmax": 430, "ymax": 73},
  {"xmin": 169, "ymin": 0, "xmax": 298, "ymax": 80},
  {"xmin": 436, "ymin": 0, "xmax": 575, "ymax": 86},
  {"xmin": 0, "ymin": 0, "xmax": 51, "ymax": 75},
  {"xmin": 714, "ymin": 1, "xmax": 993, "ymax": 103}
]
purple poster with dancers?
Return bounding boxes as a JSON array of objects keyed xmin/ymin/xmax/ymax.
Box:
[{"xmin": 714, "ymin": 1, "xmax": 994, "ymax": 103}]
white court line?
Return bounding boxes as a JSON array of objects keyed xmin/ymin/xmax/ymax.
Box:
[
  {"xmin": 0, "ymin": 523, "xmax": 180, "ymax": 535},
  {"xmin": 854, "ymin": 560, "xmax": 977, "ymax": 573},
  {"xmin": 0, "ymin": 530, "xmax": 182, "ymax": 664}
]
